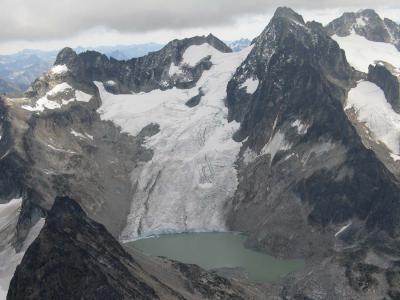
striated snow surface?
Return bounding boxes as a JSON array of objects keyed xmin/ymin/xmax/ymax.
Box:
[
  {"xmin": 346, "ymin": 81, "xmax": 400, "ymax": 158},
  {"xmin": 0, "ymin": 198, "xmax": 44, "ymax": 300},
  {"xmin": 96, "ymin": 44, "xmax": 253, "ymax": 240},
  {"xmin": 332, "ymin": 33, "xmax": 400, "ymax": 73}
]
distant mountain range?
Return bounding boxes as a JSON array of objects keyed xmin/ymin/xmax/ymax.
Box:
[{"xmin": 0, "ymin": 40, "xmax": 250, "ymax": 95}]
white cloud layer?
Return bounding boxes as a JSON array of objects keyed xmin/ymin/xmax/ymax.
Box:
[{"xmin": 0, "ymin": 0, "xmax": 399, "ymax": 54}]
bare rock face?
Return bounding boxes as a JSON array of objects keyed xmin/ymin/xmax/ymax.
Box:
[
  {"xmin": 7, "ymin": 196, "xmax": 262, "ymax": 300},
  {"xmin": 325, "ymin": 9, "xmax": 400, "ymax": 50},
  {"xmin": 367, "ymin": 64, "xmax": 400, "ymax": 112},
  {"xmin": 0, "ymin": 99, "xmax": 24, "ymax": 202}
]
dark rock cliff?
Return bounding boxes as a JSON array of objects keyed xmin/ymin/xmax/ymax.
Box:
[
  {"xmin": 226, "ymin": 7, "xmax": 400, "ymax": 260},
  {"xmin": 367, "ymin": 63, "xmax": 400, "ymax": 112}
]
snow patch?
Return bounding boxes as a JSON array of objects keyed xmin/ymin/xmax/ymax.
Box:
[
  {"xmin": 168, "ymin": 63, "xmax": 181, "ymax": 76},
  {"xmin": 47, "ymin": 144, "xmax": 76, "ymax": 154},
  {"xmin": 240, "ymin": 77, "xmax": 259, "ymax": 94},
  {"xmin": 332, "ymin": 33, "xmax": 400, "ymax": 73},
  {"xmin": 261, "ymin": 131, "xmax": 291, "ymax": 161},
  {"xmin": 71, "ymin": 130, "xmax": 93, "ymax": 140},
  {"xmin": 22, "ymin": 83, "xmax": 92, "ymax": 112},
  {"xmin": 105, "ymin": 80, "xmax": 116, "ymax": 86},
  {"xmin": 96, "ymin": 46, "xmax": 254, "ymax": 240},
  {"xmin": 47, "ymin": 82, "xmax": 72, "ymax": 96},
  {"xmin": 355, "ymin": 17, "xmax": 366, "ymax": 27},
  {"xmin": 181, "ymin": 43, "xmax": 221, "ymax": 67},
  {"xmin": 50, "ymin": 64, "xmax": 68, "ymax": 75},
  {"xmin": 390, "ymin": 153, "xmax": 400, "ymax": 161},
  {"xmin": 346, "ymin": 81, "xmax": 400, "ymax": 158},
  {"xmin": 0, "ymin": 198, "xmax": 21, "ymax": 233},
  {"xmin": 335, "ymin": 222, "xmax": 352, "ymax": 237},
  {"xmin": 291, "ymin": 119, "xmax": 309, "ymax": 135},
  {"xmin": 169, "ymin": 43, "xmax": 222, "ymax": 77},
  {"xmin": 75, "ymin": 90, "xmax": 92, "ymax": 102}
]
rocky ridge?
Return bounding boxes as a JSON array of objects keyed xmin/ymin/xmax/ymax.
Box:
[{"xmin": 53, "ymin": 34, "xmax": 231, "ymax": 94}]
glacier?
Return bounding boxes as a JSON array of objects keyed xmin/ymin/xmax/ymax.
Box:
[
  {"xmin": 346, "ymin": 81, "xmax": 400, "ymax": 159},
  {"xmin": 96, "ymin": 44, "xmax": 253, "ymax": 241},
  {"xmin": 332, "ymin": 33, "xmax": 400, "ymax": 73}
]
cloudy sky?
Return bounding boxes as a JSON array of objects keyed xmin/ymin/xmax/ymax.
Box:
[{"xmin": 1, "ymin": 0, "xmax": 399, "ymax": 54}]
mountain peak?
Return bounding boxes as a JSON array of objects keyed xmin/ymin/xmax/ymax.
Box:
[
  {"xmin": 358, "ymin": 8, "xmax": 379, "ymax": 17},
  {"xmin": 272, "ymin": 6, "xmax": 305, "ymax": 24},
  {"xmin": 54, "ymin": 47, "xmax": 77, "ymax": 66},
  {"xmin": 325, "ymin": 9, "xmax": 400, "ymax": 49}
]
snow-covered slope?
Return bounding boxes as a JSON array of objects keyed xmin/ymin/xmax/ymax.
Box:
[
  {"xmin": 96, "ymin": 44, "xmax": 253, "ymax": 240},
  {"xmin": 0, "ymin": 199, "xmax": 44, "ymax": 299},
  {"xmin": 346, "ymin": 81, "xmax": 400, "ymax": 160},
  {"xmin": 332, "ymin": 33, "xmax": 400, "ymax": 73}
]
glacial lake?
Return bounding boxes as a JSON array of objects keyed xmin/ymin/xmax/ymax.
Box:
[{"xmin": 127, "ymin": 232, "xmax": 305, "ymax": 283}]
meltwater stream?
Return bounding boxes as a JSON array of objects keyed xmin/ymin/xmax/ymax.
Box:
[{"xmin": 126, "ymin": 232, "xmax": 304, "ymax": 283}]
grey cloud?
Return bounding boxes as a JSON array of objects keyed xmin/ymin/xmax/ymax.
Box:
[{"xmin": 1, "ymin": 0, "xmax": 399, "ymax": 41}]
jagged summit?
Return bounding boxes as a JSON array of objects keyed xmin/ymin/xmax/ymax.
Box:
[
  {"xmin": 272, "ymin": 6, "xmax": 305, "ymax": 24},
  {"xmin": 236, "ymin": 6, "xmax": 351, "ymax": 106},
  {"xmin": 54, "ymin": 47, "xmax": 78, "ymax": 66},
  {"xmin": 325, "ymin": 9, "xmax": 400, "ymax": 49},
  {"xmin": 55, "ymin": 34, "xmax": 230, "ymax": 67},
  {"xmin": 252, "ymin": 6, "xmax": 315, "ymax": 50}
]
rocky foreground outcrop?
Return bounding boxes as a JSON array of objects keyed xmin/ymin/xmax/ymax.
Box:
[{"xmin": 7, "ymin": 196, "xmax": 265, "ymax": 300}]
